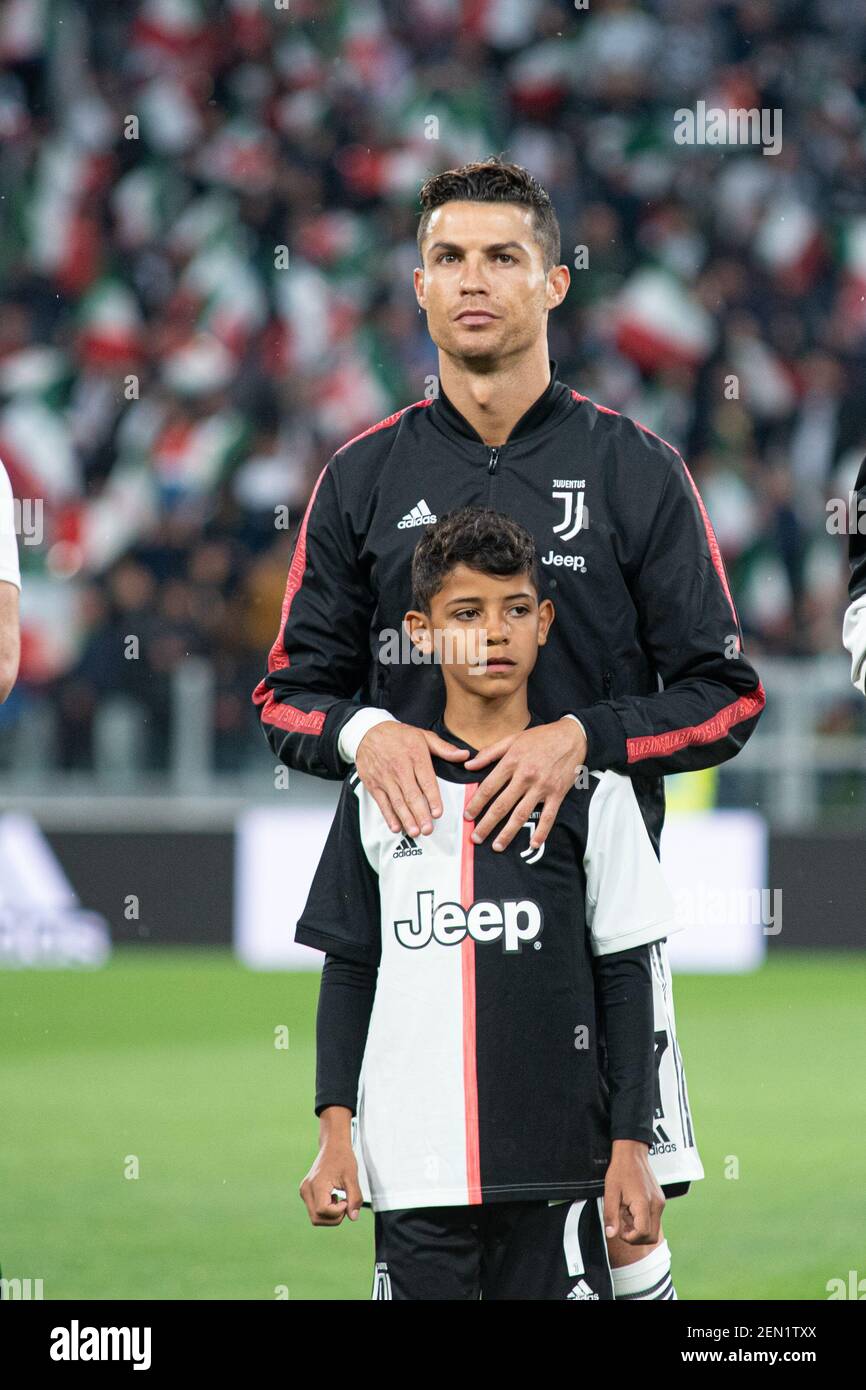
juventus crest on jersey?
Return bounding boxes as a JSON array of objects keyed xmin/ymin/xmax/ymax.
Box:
[{"xmin": 295, "ymin": 713, "xmax": 703, "ymax": 1213}]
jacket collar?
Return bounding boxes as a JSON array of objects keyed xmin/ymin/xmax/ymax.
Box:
[{"xmin": 428, "ymin": 358, "xmax": 572, "ymax": 446}]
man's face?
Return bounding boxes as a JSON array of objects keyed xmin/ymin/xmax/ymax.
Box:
[
  {"xmin": 414, "ymin": 202, "xmax": 569, "ymax": 366},
  {"xmin": 404, "ymin": 563, "xmax": 554, "ymax": 702}
]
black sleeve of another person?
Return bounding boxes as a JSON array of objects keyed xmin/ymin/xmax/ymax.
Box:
[
  {"xmin": 594, "ymin": 943, "xmax": 655, "ymax": 1147},
  {"xmin": 314, "ymin": 954, "xmax": 377, "ymax": 1117}
]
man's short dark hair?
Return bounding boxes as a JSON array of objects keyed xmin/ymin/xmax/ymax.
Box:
[
  {"xmin": 417, "ymin": 155, "xmax": 561, "ymax": 273},
  {"xmin": 411, "ymin": 506, "xmax": 542, "ymax": 614}
]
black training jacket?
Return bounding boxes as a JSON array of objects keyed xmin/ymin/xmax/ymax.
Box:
[{"xmin": 252, "ymin": 359, "xmax": 765, "ymax": 850}]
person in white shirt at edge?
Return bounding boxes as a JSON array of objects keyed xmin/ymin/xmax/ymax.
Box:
[
  {"xmin": 843, "ymin": 454, "xmax": 866, "ymax": 695},
  {"xmin": 0, "ymin": 460, "xmax": 21, "ymax": 702}
]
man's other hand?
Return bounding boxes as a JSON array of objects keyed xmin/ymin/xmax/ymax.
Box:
[
  {"xmin": 462, "ymin": 717, "xmax": 587, "ymax": 852},
  {"xmin": 355, "ymin": 721, "xmax": 469, "ymax": 838}
]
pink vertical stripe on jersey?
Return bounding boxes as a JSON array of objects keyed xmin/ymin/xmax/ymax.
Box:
[{"xmin": 460, "ymin": 783, "xmax": 482, "ymax": 1205}]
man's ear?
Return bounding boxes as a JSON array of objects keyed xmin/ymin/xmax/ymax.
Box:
[
  {"xmin": 537, "ymin": 597, "xmax": 555, "ymax": 645},
  {"xmin": 546, "ymin": 263, "xmax": 570, "ymax": 311},
  {"xmin": 413, "ymin": 265, "xmax": 426, "ymax": 310},
  {"xmin": 403, "ymin": 610, "xmax": 432, "ymax": 655}
]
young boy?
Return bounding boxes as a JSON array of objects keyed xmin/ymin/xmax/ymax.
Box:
[{"xmin": 295, "ymin": 506, "xmax": 696, "ymax": 1300}]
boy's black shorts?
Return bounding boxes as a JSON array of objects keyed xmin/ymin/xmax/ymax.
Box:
[{"xmin": 371, "ymin": 1196, "xmax": 614, "ymax": 1301}]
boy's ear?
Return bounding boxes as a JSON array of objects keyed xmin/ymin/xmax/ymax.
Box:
[
  {"xmin": 537, "ymin": 597, "xmax": 555, "ymax": 645},
  {"xmin": 403, "ymin": 610, "xmax": 432, "ymax": 653}
]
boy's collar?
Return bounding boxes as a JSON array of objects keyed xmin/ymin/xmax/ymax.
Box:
[{"xmin": 430, "ymin": 710, "xmax": 544, "ymax": 759}]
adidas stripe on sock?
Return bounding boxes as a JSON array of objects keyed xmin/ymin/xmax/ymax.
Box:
[{"xmin": 611, "ymin": 1239, "xmax": 677, "ymax": 1300}]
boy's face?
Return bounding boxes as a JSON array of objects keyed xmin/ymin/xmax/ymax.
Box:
[{"xmin": 404, "ymin": 563, "xmax": 554, "ymax": 700}]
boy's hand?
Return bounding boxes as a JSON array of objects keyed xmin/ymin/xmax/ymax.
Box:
[
  {"xmin": 355, "ymin": 720, "xmax": 469, "ymax": 838},
  {"xmin": 603, "ymin": 1140, "xmax": 665, "ymax": 1245},
  {"xmin": 462, "ymin": 717, "xmax": 587, "ymax": 851},
  {"xmin": 300, "ymin": 1108, "xmax": 364, "ymax": 1225}
]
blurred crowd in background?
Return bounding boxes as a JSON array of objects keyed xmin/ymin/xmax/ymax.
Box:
[{"xmin": 1, "ymin": 0, "xmax": 865, "ymax": 772}]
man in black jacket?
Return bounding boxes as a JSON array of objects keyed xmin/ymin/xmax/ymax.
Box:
[{"xmin": 252, "ymin": 157, "xmax": 765, "ymax": 1297}]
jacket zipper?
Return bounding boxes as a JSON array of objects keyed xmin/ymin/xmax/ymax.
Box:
[
  {"xmin": 487, "ymin": 447, "xmax": 499, "ymax": 503},
  {"xmin": 603, "ymin": 670, "xmax": 612, "ymax": 698}
]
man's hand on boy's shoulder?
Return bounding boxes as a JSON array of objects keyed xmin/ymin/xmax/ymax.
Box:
[
  {"xmin": 353, "ymin": 715, "xmax": 586, "ymax": 852},
  {"xmin": 603, "ymin": 1140, "xmax": 666, "ymax": 1246},
  {"xmin": 300, "ymin": 1107, "xmax": 364, "ymax": 1226},
  {"xmin": 462, "ymin": 716, "xmax": 587, "ymax": 852},
  {"xmin": 355, "ymin": 720, "xmax": 470, "ymax": 838}
]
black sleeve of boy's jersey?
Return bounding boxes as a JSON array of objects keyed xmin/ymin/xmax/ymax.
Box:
[
  {"xmin": 594, "ymin": 943, "xmax": 655, "ymax": 1146},
  {"xmin": 294, "ymin": 776, "xmax": 381, "ymax": 966},
  {"xmin": 314, "ymin": 954, "xmax": 378, "ymax": 1117}
]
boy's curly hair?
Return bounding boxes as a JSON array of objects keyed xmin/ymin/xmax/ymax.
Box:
[{"xmin": 411, "ymin": 506, "xmax": 541, "ymax": 614}]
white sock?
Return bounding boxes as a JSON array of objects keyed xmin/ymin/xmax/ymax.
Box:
[{"xmin": 611, "ymin": 1239, "xmax": 677, "ymax": 1300}]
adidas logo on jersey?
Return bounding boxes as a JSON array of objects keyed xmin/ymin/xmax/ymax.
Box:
[
  {"xmin": 397, "ymin": 498, "xmax": 437, "ymax": 528},
  {"xmin": 393, "ymin": 835, "xmax": 422, "ymax": 859},
  {"xmin": 394, "ymin": 890, "xmax": 543, "ymax": 953},
  {"xmin": 567, "ymin": 1279, "xmax": 598, "ymax": 1300},
  {"xmin": 649, "ymin": 1122, "xmax": 678, "ymax": 1156}
]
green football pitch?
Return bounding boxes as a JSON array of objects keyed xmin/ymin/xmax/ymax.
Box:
[{"xmin": 1, "ymin": 949, "xmax": 863, "ymax": 1301}]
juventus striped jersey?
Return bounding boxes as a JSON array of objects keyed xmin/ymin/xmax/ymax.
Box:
[{"xmin": 294, "ymin": 713, "xmax": 683, "ymax": 1213}]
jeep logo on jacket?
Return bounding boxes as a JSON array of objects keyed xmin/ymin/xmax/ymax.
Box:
[{"xmin": 252, "ymin": 358, "xmax": 765, "ymax": 852}]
